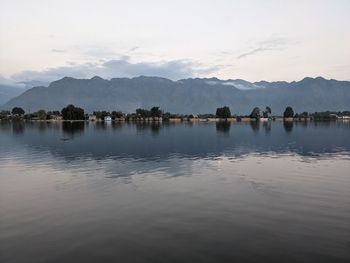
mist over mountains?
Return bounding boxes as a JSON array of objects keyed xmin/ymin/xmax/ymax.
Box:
[{"xmin": 2, "ymin": 76, "xmax": 350, "ymax": 114}]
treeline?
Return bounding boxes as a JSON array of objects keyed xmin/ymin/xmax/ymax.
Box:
[
  {"xmin": 0, "ymin": 105, "xmax": 86, "ymax": 121},
  {"xmin": 1, "ymin": 108, "xmax": 62, "ymax": 121},
  {"xmin": 1, "ymin": 105, "xmax": 350, "ymax": 121}
]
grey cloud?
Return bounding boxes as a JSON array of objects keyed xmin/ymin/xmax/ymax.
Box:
[
  {"xmin": 237, "ymin": 47, "xmax": 269, "ymax": 59},
  {"xmin": 10, "ymin": 57, "xmax": 220, "ymax": 85},
  {"xmin": 127, "ymin": 46, "xmax": 139, "ymax": 53},
  {"xmin": 237, "ymin": 37, "xmax": 288, "ymax": 59}
]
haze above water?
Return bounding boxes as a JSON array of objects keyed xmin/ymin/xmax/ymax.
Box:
[{"xmin": 1, "ymin": 121, "xmax": 350, "ymax": 262}]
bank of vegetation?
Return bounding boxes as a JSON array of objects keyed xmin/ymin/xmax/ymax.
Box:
[{"xmin": 1, "ymin": 105, "xmax": 350, "ymax": 122}]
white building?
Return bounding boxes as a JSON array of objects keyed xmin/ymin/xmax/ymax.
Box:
[{"xmin": 89, "ymin": 115, "xmax": 97, "ymax": 121}]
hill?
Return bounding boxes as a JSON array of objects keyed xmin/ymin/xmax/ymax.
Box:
[{"xmin": 2, "ymin": 76, "xmax": 350, "ymax": 114}]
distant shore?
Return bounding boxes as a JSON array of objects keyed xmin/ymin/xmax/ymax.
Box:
[
  {"xmin": 1, "ymin": 117, "xmax": 349, "ymax": 123},
  {"xmin": 3, "ymin": 105, "xmax": 350, "ymax": 123}
]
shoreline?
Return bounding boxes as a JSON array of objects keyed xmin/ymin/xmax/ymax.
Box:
[{"xmin": 1, "ymin": 118, "xmax": 349, "ymax": 123}]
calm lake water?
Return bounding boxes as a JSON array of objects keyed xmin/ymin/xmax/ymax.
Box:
[{"xmin": 1, "ymin": 121, "xmax": 350, "ymax": 263}]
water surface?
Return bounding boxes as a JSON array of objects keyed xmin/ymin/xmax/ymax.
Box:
[{"xmin": 1, "ymin": 121, "xmax": 349, "ymax": 262}]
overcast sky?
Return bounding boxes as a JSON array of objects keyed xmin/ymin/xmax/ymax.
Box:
[{"xmin": 0, "ymin": 0, "xmax": 349, "ymax": 85}]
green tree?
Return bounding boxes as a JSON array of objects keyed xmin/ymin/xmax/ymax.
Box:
[
  {"xmin": 250, "ymin": 107, "xmax": 261, "ymax": 119},
  {"xmin": 11, "ymin": 107, "xmax": 25, "ymax": 115},
  {"xmin": 283, "ymin": 106, "xmax": 294, "ymax": 118},
  {"xmin": 216, "ymin": 106, "xmax": 231, "ymax": 119},
  {"xmin": 61, "ymin": 104, "xmax": 85, "ymax": 120}
]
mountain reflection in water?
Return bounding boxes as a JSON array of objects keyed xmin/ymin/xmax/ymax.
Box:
[{"xmin": 0, "ymin": 121, "xmax": 349, "ymax": 263}]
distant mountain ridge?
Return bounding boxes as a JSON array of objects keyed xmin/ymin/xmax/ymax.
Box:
[
  {"xmin": 2, "ymin": 76, "xmax": 350, "ymax": 114},
  {"xmin": 0, "ymin": 84, "xmax": 29, "ymax": 106}
]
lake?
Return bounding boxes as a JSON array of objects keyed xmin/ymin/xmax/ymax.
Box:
[{"xmin": 0, "ymin": 121, "xmax": 349, "ymax": 263}]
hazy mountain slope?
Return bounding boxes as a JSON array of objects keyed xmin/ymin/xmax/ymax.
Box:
[
  {"xmin": 2, "ymin": 76, "xmax": 350, "ymax": 114},
  {"xmin": 0, "ymin": 85, "xmax": 29, "ymax": 106}
]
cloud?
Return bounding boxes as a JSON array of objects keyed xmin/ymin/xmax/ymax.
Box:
[
  {"xmin": 0, "ymin": 74, "xmax": 25, "ymax": 87},
  {"xmin": 10, "ymin": 57, "xmax": 220, "ymax": 85},
  {"xmin": 127, "ymin": 46, "xmax": 139, "ymax": 53},
  {"xmin": 51, "ymin": 49, "xmax": 66, "ymax": 53},
  {"xmin": 236, "ymin": 37, "xmax": 288, "ymax": 59},
  {"xmin": 83, "ymin": 46, "xmax": 119, "ymax": 58}
]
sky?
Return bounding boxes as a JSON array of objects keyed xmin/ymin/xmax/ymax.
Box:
[{"xmin": 0, "ymin": 0, "xmax": 349, "ymax": 86}]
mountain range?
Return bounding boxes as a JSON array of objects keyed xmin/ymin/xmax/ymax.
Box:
[
  {"xmin": 1, "ymin": 76, "xmax": 350, "ymax": 114},
  {"xmin": 0, "ymin": 84, "xmax": 30, "ymax": 106}
]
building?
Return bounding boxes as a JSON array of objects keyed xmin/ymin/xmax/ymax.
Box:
[{"xmin": 89, "ymin": 115, "xmax": 97, "ymax": 121}]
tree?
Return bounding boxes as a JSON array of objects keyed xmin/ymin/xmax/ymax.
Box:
[
  {"xmin": 136, "ymin": 108, "xmax": 151, "ymax": 118},
  {"xmin": 0, "ymin": 110, "xmax": 11, "ymax": 120},
  {"xmin": 94, "ymin": 111, "xmax": 110, "ymax": 120},
  {"xmin": 12, "ymin": 107, "xmax": 25, "ymax": 115},
  {"xmin": 162, "ymin": 112, "xmax": 171, "ymax": 121},
  {"xmin": 49, "ymin": 110, "xmax": 60, "ymax": 116},
  {"xmin": 111, "ymin": 111, "xmax": 124, "ymax": 119},
  {"xmin": 61, "ymin": 104, "xmax": 85, "ymax": 120},
  {"xmin": 283, "ymin": 106, "xmax": 294, "ymax": 118},
  {"xmin": 150, "ymin": 107, "xmax": 162, "ymax": 118},
  {"xmin": 301, "ymin": 112, "xmax": 309, "ymax": 118},
  {"xmin": 265, "ymin": 106, "xmax": 272, "ymax": 114},
  {"xmin": 250, "ymin": 107, "xmax": 261, "ymax": 119},
  {"xmin": 216, "ymin": 106, "xmax": 231, "ymax": 119},
  {"xmin": 262, "ymin": 106, "xmax": 272, "ymax": 118},
  {"xmin": 37, "ymin": 110, "xmax": 47, "ymax": 120}
]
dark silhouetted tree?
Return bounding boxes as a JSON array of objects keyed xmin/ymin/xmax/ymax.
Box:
[
  {"xmin": 12, "ymin": 107, "xmax": 25, "ymax": 115},
  {"xmin": 61, "ymin": 104, "xmax": 85, "ymax": 120},
  {"xmin": 111, "ymin": 111, "xmax": 124, "ymax": 119},
  {"xmin": 283, "ymin": 106, "xmax": 294, "ymax": 118},
  {"xmin": 136, "ymin": 108, "xmax": 151, "ymax": 118},
  {"xmin": 216, "ymin": 106, "xmax": 231, "ymax": 119},
  {"xmin": 266, "ymin": 106, "xmax": 272, "ymax": 114},
  {"xmin": 262, "ymin": 106, "xmax": 272, "ymax": 118},
  {"xmin": 150, "ymin": 107, "xmax": 162, "ymax": 117},
  {"xmin": 250, "ymin": 107, "xmax": 261, "ymax": 119},
  {"xmin": 301, "ymin": 112, "xmax": 309, "ymax": 118}
]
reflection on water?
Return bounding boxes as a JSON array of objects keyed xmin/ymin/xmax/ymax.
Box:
[
  {"xmin": 262, "ymin": 121, "xmax": 271, "ymax": 133},
  {"xmin": 0, "ymin": 121, "xmax": 349, "ymax": 263},
  {"xmin": 62, "ymin": 121, "xmax": 85, "ymax": 136},
  {"xmin": 249, "ymin": 120, "xmax": 260, "ymax": 132},
  {"xmin": 216, "ymin": 121, "xmax": 231, "ymax": 134},
  {"xmin": 11, "ymin": 121, "xmax": 25, "ymax": 135},
  {"xmin": 283, "ymin": 121, "xmax": 294, "ymax": 132},
  {"xmin": 1, "ymin": 121, "xmax": 349, "ymax": 162}
]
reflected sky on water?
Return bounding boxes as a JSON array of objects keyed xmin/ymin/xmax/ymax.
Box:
[{"xmin": 0, "ymin": 121, "xmax": 349, "ymax": 263}]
